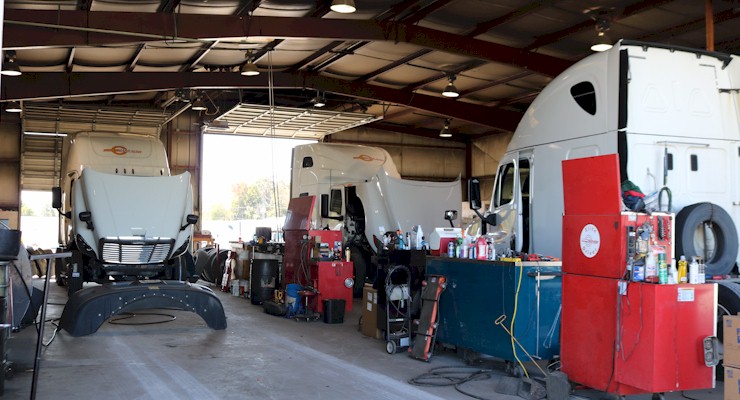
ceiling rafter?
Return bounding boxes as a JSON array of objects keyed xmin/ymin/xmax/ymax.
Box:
[
  {"xmin": 287, "ymin": 40, "xmax": 345, "ymax": 72},
  {"xmin": 126, "ymin": 44, "xmax": 147, "ymax": 72},
  {"xmin": 355, "ymin": 1, "xmax": 557, "ymax": 99},
  {"xmin": 524, "ymin": 0, "xmax": 674, "ymax": 50},
  {"xmin": 65, "ymin": 48, "xmax": 76, "ymax": 73},
  {"xmin": 3, "ymin": 10, "xmax": 571, "ymax": 77},
  {"xmin": 464, "ymin": 0, "xmax": 556, "ymax": 38},
  {"xmin": 637, "ymin": 7, "xmax": 740, "ymax": 43},
  {"xmin": 158, "ymin": 0, "xmax": 182, "ymax": 13},
  {"xmin": 77, "ymin": 0, "xmax": 93, "ymax": 11},
  {"xmin": 399, "ymin": 0, "xmax": 455, "ymax": 24},
  {"xmin": 183, "ymin": 40, "xmax": 221, "ymax": 72},
  {"xmin": 1, "ymin": 72, "xmax": 523, "ymax": 132},
  {"xmin": 365, "ymin": 121, "xmax": 468, "ymax": 143},
  {"xmin": 375, "ymin": 0, "xmax": 425, "ymax": 22}
]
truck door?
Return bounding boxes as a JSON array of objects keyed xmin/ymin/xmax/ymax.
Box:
[{"xmin": 491, "ymin": 153, "xmax": 530, "ymax": 253}]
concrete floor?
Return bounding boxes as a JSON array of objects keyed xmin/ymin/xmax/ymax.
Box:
[{"xmin": 1, "ymin": 279, "xmax": 727, "ymax": 400}]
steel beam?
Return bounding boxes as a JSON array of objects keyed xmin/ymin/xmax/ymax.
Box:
[
  {"xmin": 3, "ymin": 10, "xmax": 571, "ymax": 77},
  {"xmin": 1, "ymin": 72, "xmax": 522, "ymax": 131}
]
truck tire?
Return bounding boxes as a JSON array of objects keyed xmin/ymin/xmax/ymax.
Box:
[
  {"xmin": 675, "ymin": 202, "xmax": 738, "ymax": 276},
  {"xmin": 716, "ymin": 281, "xmax": 740, "ymax": 380}
]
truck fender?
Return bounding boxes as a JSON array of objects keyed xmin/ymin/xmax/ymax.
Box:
[{"xmin": 675, "ymin": 202, "xmax": 738, "ymax": 276}]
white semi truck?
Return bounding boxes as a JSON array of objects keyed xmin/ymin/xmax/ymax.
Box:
[
  {"xmin": 469, "ymin": 40, "xmax": 739, "ymax": 362},
  {"xmin": 52, "ymin": 131, "xmax": 225, "ymax": 336},
  {"xmin": 291, "ymin": 142, "xmax": 461, "ymax": 294}
]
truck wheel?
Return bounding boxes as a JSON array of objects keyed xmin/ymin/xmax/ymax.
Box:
[
  {"xmin": 675, "ymin": 203, "xmax": 738, "ymax": 276},
  {"xmin": 716, "ymin": 281, "xmax": 740, "ymax": 381}
]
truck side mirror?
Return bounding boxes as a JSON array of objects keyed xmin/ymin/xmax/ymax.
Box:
[
  {"xmin": 469, "ymin": 178, "xmax": 482, "ymax": 210},
  {"xmin": 484, "ymin": 213, "xmax": 497, "ymax": 227},
  {"xmin": 181, "ymin": 214, "xmax": 199, "ymax": 231},
  {"xmin": 52, "ymin": 187, "xmax": 62, "ymax": 209},
  {"xmin": 79, "ymin": 211, "xmax": 94, "ymax": 230}
]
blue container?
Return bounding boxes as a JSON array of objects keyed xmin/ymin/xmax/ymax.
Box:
[
  {"xmin": 285, "ymin": 284, "xmax": 303, "ymax": 315},
  {"xmin": 426, "ymin": 257, "xmax": 562, "ymax": 362}
]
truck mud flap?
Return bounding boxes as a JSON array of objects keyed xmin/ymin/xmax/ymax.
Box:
[{"xmin": 59, "ymin": 280, "xmax": 227, "ymax": 337}]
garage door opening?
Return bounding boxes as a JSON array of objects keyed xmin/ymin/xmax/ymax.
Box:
[
  {"xmin": 20, "ymin": 190, "xmax": 58, "ymax": 251},
  {"xmin": 201, "ymin": 134, "xmax": 313, "ymax": 247}
]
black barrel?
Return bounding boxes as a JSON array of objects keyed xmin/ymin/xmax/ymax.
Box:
[{"xmin": 250, "ymin": 259, "xmax": 278, "ymax": 305}]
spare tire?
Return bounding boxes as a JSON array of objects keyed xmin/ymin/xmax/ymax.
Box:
[{"xmin": 675, "ymin": 202, "xmax": 738, "ymax": 276}]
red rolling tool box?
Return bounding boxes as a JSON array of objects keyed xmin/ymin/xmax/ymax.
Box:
[{"xmin": 560, "ymin": 154, "xmax": 717, "ymax": 396}]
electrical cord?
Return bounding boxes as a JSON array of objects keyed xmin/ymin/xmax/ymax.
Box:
[
  {"xmin": 408, "ymin": 366, "xmax": 495, "ymax": 400},
  {"xmin": 510, "ymin": 259, "xmax": 528, "ymax": 378}
]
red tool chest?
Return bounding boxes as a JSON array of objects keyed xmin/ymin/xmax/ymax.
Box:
[{"xmin": 560, "ymin": 154, "xmax": 716, "ymax": 396}]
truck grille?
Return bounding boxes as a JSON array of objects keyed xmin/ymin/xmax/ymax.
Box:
[{"xmin": 100, "ymin": 238, "xmax": 174, "ymax": 264}]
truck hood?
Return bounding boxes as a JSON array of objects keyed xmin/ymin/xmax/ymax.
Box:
[
  {"xmin": 73, "ymin": 168, "xmax": 193, "ymax": 262},
  {"xmin": 360, "ymin": 174, "xmax": 461, "ymax": 252}
]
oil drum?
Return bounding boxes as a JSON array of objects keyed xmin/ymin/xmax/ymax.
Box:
[{"xmin": 250, "ymin": 259, "xmax": 278, "ymax": 305}]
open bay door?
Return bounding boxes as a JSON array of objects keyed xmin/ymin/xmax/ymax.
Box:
[{"xmin": 20, "ymin": 103, "xmax": 173, "ymax": 191}]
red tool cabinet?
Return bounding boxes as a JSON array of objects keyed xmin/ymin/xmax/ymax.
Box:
[
  {"xmin": 311, "ymin": 261, "xmax": 353, "ymax": 313},
  {"xmin": 560, "ymin": 154, "xmax": 716, "ymax": 396}
]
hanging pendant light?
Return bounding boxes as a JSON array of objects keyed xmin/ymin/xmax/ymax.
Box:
[
  {"xmin": 1, "ymin": 51, "xmax": 22, "ymax": 77},
  {"xmin": 191, "ymin": 98, "xmax": 207, "ymax": 111},
  {"xmin": 442, "ymin": 75, "xmax": 459, "ymax": 98},
  {"xmin": 439, "ymin": 120, "xmax": 452, "ymax": 138},
  {"xmin": 331, "ymin": 0, "xmax": 356, "ymax": 13},
  {"xmin": 240, "ymin": 51, "xmax": 260, "ymax": 76},
  {"xmin": 5, "ymin": 101, "xmax": 22, "ymax": 113}
]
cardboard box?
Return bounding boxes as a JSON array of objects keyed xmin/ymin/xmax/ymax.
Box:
[
  {"xmin": 361, "ymin": 284, "xmax": 379, "ymax": 338},
  {"xmin": 724, "ymin": 315, "xmax": 740, "ymax": 368},
  {"xmin": 726, "ymin": 365, "xmax": 740, "ymax": 400}
]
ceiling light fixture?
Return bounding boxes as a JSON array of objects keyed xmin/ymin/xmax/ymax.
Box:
[
  {"xmin": 585, "ymin": 8, "xmax": 614, "ymax": 52},
  {"xmin": 591, "ymin": 29, "xmax": 613, "ymax": 52},
  {"xmin": 312, "ymin": 91, "xmax": 326, "ymax": 108},
  {"xmin": 330, "ymin": 0, "xmax": 356, "ymax": 14},
  {"xmin": 5, "ymin": 101, "xmax": 22, "ymax": 113},
  {"xmin": 240, "ymin": 51, "xmax": 260, "ymax": 76},
  {"xmin": 439, "ymin": 119, "xmax": 452, "ymax": 138},
  {"xmin": 1, "ymin": 51, "xmax": 22, "ymax": 77},
  {"xmin": 442, "ymin": 75, "xmax": 459, "ymax": 98},
  {"xmin": 191, "ymin": 98, "xmax": 207, "ymax": 111}
]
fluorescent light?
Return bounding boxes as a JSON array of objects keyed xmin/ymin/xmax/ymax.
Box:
[{"xmin": 24, "ymin": 131, "xmax": 68, "ymax": 137}]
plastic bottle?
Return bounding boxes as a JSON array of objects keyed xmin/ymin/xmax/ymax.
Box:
[
  {"xmin": 447, "ymin": 240, "xmax": 455, "ymax": 258},
  {"xmin": 668, "ymin": 260, "xmax": 678, "ymax": 284},
  {"xmin": 476, "ymin": 236, "xmax": 488, "ymax": 260},
  {"xmin": 689, "ymin": 257, "xmax": 700, "ymax": 284},
  {"xmin": 657, "ymin": 251, "xmax": 668, "ymax": 284},
  {"xmin": 677, "ymin": 255, "xmax": 688, "ymax": 283},
  {"xmin": 645, "ymin": 250, "xmax": 658, "ymax": 283},
  {"xmin": 699, "ymin": 260, "xmax": 706, "ymax": 284}
]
